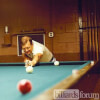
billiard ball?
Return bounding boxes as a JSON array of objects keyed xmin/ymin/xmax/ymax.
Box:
[
  {"xmin": 17, "ymin": 79, "xmax": 32, "ymax": 94},
  {"xmin": 26, "ymin": 66, "xmax": 33, "ymax": 73},
  {"xmin": 72, "ymin": 69, "xmax": 79, "ymax": 75},
  {"xmin": 54, "ymin": 61, "xmax": 59, "ymax": 66},
  {"xmin": 91, "ymin": 61, "xmax": 94, "ymax": 65}
]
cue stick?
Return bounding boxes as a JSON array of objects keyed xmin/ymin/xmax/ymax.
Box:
[
  {"xmin": 78, "ymin": 0, "xmax": 84, "ymax": 60},
  {"xmin": 91, "ymin": 12, "xmax": 96, "ymax": 60},
  {"xmin": 94, "ymin": 6, "xmax": 99, "ymax": 61},
  {"xmin": 88, "ymin": 11, "xmax": 92, "ymax": 60},
  {"xmin": 93, "ymin": 11, "xmax": 97, "ymax": 60},
  {"xmin": 90, "ymin": 12, "xmax": 93, "ymax": 60},
  {"xmin": 86, "ymin": 2, "xmax": 90, "ymax": 60}
]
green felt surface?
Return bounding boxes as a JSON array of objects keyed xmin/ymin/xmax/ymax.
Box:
[{"xmin": 0, "ymin": 61, "xmax": 91, "ymax": 100}]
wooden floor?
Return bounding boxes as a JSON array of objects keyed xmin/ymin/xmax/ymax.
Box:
[
  {"xmin": 88, "ymin": 75, "xmax": 100, "ymax": 100},
  {"xmin": 76, "ymin": 74, "xmax": 100, "ymax": 100},
  {"xmin": 93, "ymin": 74, "xmax": 100, "ymax": 94}
]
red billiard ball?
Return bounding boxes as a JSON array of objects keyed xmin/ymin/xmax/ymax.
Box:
[{"xmin": 17, "ymin": 79, "xmax": 32, "ymax": 94}]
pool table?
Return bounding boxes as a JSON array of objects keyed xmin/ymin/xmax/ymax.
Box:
[{"xmin": 0, "ymin": 61, "xmax": 96, "ymax": 100}]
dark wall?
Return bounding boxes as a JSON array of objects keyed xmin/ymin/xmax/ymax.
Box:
[{"xmin": 0, "ymin": 0, "xmax": 100, "ymax": 62}]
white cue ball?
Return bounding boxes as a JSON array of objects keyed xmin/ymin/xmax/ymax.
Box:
[
  {"xmin": 91, "ymin": 61, "xmax": 94, "ymax": 65},
  {"xmin": 72, "ymin": 69, "xmax": 79, "ymax": 75},
  {"xmin": 26, "ymin": 66, "xmax": 33, "ymax": 73},
  {"xmin": 54, "ymin": 61, "xmax": 59, "ymax": 66}
]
